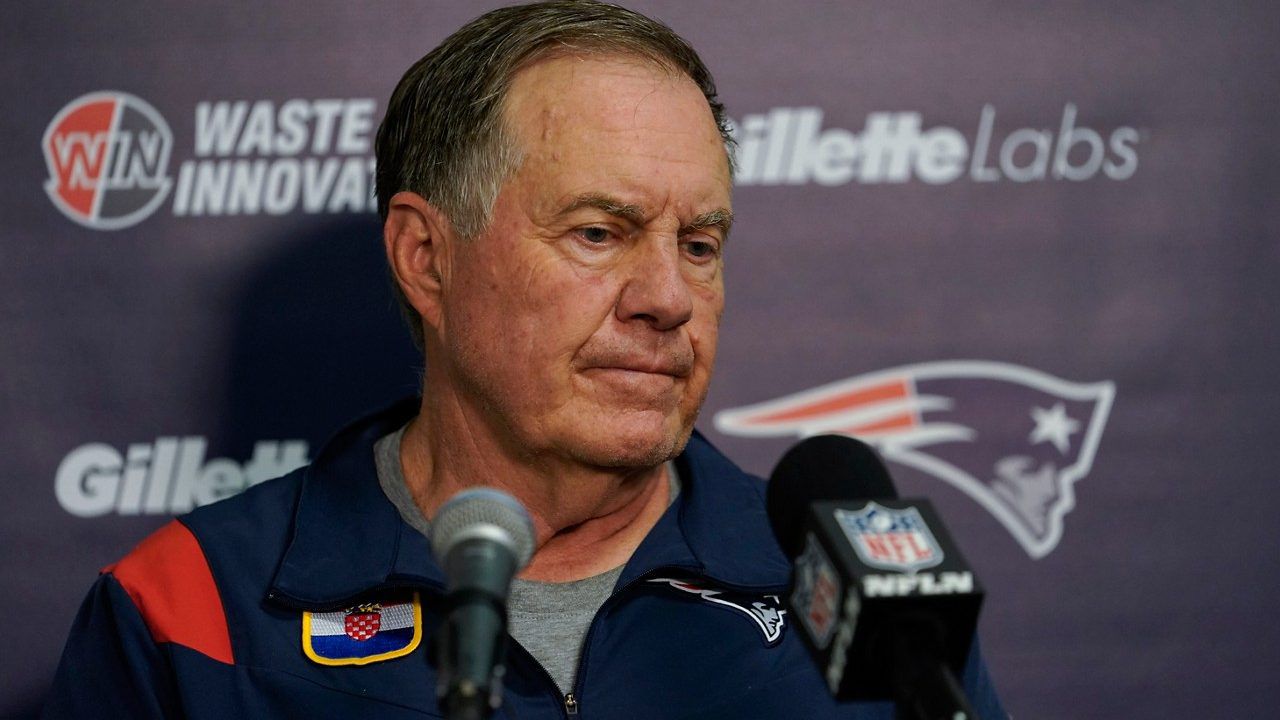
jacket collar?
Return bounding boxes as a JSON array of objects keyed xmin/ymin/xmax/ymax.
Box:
[
  {"xmin": 270, "ymin": 399, "xmax": 791, "ymax": 609},
  {"xmin": 616, "ymin": 429, "xmax": 792, "ymax": 589}
]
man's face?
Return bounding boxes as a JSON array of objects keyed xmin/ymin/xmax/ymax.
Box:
[{"xmin": 436, "ymin": 54, "xmax": 731, "ymax": 469}]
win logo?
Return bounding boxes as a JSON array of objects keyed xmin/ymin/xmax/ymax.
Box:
[{"xmin": 43, "ymin": 91, "xmax": 173, "ymax": 230}]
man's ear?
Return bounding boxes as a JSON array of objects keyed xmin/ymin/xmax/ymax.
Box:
[{"xmin": 384, "ymin": 191, "xmax": 453, "ymax": 333}]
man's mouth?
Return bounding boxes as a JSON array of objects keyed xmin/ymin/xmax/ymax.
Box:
[
  {"xmin": 578, "ymin": 349, "xmax": 694, "ymax": 379},
  {"xmin": 580, "ymin": 367, "xmax": 681, "ymax": 401},
  {"xmin": 588, "ymin": 362, "xmax": 689, "ymax": 378}
]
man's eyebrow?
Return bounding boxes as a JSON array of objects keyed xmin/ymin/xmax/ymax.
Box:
[
  {"xmin": 562, "ymin": 193, "xmax": 734, "ymax": 239},
  {"xmin": 562, "ymin": 193, "xmax": 647, "ymax": 225},
  {"xmin": 682, "ymin": 208, "xmax": 734, "ymax": 239}
]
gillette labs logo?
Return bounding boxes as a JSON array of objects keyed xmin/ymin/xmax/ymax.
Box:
[{"xmin": 728, "ymin": 104, "xmax": 1140, "ymax": 186}]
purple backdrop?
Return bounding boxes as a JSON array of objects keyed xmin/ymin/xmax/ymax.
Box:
[{"xmin": 4, "ymin": 1, "xmax": 1278, "ymax": 717}]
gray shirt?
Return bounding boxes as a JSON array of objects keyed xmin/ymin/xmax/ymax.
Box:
[{"xmin": 373, "ymin": 425, "xmax": 678, "ymax": 695}]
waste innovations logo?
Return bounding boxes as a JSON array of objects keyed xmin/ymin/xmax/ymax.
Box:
[
  {"xmin": 714, "ymin": 361, "xmax": 1115, "ymax": 558},
  {"xmin": 43, "ymin": 91, "xmax": 378, "ymax": 230},
  {"xmin": 43, "ymin": 91, "xmax": 174, "ymax": 230},
  {"xmin": 727, "ymin": 104, "xmax": 1141, "ymax": 186}
]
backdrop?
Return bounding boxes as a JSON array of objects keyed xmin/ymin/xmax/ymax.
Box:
[{"xmin": 4, "ymin": 2, "xmax": 1278, "ymax": 717}]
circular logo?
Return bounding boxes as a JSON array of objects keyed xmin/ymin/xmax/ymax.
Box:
[{"xmin": 42, "ymin": 91, "xmax": 173, "ymax": 230}]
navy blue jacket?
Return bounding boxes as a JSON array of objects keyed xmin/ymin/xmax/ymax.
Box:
[{"xmin": 44, "ymin": 399, "xmax": 1004, "ymax": 719}]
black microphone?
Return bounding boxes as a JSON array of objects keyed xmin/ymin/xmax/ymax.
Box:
[
  {"xmin": 767, "ymin": 435, "xmax": 984, "ymax": 720},
  {"xmin": 429, "ymin": 488, "xmax": 536, "ymax": 720}
]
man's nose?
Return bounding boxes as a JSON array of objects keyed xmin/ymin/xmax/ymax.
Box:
[{"xmin": 614, "ymin": 237, "xmax": 694, "ymax": 331}]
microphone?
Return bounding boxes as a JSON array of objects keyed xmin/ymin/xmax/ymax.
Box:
[
  {"xmin": 429, "ymin": 488, "xmax": 536, "ymax": 720},
  {"xmin": 767, "ymin": 435, "xmax": 984, "ymax": 720}
]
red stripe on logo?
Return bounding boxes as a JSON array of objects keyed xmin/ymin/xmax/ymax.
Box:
[
  {"xmin": 745, "ymin": 379, "xmax": 909, "ymax": 424},
  {"xmin": 838, "ymin": 412, "xmax": 917, "ymax": 436}
]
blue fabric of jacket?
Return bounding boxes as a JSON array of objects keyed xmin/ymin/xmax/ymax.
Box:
[{"xmin": 44, "ymin": 398, "xmax": 1004, "ymax": 719}]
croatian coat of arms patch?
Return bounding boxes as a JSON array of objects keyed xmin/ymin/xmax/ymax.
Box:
[{"xmin": 302, "ymin": 593, "xmax": 422, "ymax": 666}]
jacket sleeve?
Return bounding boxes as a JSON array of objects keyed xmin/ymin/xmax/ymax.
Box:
[
  {"xmin": 43, "ymin": 519, "xmax": 235, "ymax": 719},
  {"xmin": 42, "ymin": 573, "xmax": 181, "ymax": 719}
]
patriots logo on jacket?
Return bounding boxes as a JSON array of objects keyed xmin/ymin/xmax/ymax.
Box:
[
  {"xmin": 713, "ymin": 360, "xmax": 1115, "ymax": 559},
  {"xmin": 649, "ymin": 578, "xmax": 787, "ymax": 645},
  {"xmin": 302, "ymin": 593, "xmax": 422, "ymax": 666}
]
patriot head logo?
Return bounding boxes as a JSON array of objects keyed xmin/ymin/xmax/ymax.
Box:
[
  {"xmin": 42, "ymin": 91, "xmax": 173, "ymax": 230},
  {"xmin": 714, "ymin": 360, "xmax": 1115, "ymax": 558},
  {"xmin": 649, "ymin": 578, "xmax": 788, "ymax": 645}
]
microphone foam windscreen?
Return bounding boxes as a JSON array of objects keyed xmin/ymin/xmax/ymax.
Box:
[
  {"xmin": 766, "ymin": 435, "xmax": 897, "ymax": 558},
  {"xmin": 430, "ymin": 487, "xmax": 536, "ymax": 568}
]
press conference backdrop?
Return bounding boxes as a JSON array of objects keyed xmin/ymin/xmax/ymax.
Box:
[{"xmin": 3, "ymin": 2, "xmax": 1277, "ymax": 717}]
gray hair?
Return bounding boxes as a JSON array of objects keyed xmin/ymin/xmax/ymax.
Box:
[{"xmin": 375, "ymin": 0, "xmax": 735, "ymax": 352}]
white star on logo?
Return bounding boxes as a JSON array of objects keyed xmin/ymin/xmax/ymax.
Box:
[{"xmin": 1029, "ymin": 402, "xmax": 1080, "ymax": 454}]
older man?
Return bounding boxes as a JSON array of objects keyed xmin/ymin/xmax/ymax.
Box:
[{"xmin": 45, "ymin": 3, "xmax": 1001, "ymax": 719}]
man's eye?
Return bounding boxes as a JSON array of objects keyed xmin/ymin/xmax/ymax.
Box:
[
  {"xmin": 684, "ymin": 239, "xmax": 719, "ymax": 259},
  {"xmin": 579, "ymin": 227, "xmax": 611, "ymax": 244}
]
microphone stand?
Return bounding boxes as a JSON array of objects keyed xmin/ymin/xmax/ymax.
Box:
[{"xmin": 437, "ymin": 549, "xmax": 513, "ymax": 720}]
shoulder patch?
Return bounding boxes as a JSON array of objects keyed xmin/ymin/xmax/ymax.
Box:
[
  {"xmin": 649, "ymin": 577, "xmax": 787, "ymax": 645},
  {"xmin": 302, "ymin": 592, "xmax": 422, "ymax": 666},
  {"xmin": 107, "ymin": 519, "xmax": 234, "ymax": 664}
]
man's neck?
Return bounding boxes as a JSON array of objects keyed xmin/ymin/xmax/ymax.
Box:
[{"xmin": 399, "ymin": 395, "xmax": 672, "ymax": 582}]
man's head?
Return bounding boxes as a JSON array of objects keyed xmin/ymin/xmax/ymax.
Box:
[
  {"xmin": 379, "ymin": 1, "xmax": 733, "ymax": 469},
  {"xmin": 377, "ymin": 1, "xmax": 733, "ymax": 346}
]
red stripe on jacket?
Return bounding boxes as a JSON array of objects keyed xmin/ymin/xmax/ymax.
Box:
[{"xmin": 106, "ymin": 519, "xmax": 235, "ymax": 664}]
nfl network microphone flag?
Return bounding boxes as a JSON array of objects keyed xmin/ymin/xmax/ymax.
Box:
[{"xmin": 790, "ymin": 498, "xmax": 983, "ymax": 702}]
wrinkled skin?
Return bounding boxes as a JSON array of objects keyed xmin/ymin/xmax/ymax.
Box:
[
  {"xmin": 386, "ymin": 54, "xmax": 732, "ymax": 578},
  {"xmin": 440, "ymin": 54, "xmax": 732, "ymax": 470}
]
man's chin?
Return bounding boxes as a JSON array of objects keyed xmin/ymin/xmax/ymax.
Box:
[{"xmin": 567, "ymin": 421, "xmax": 693, "ymax": 470}]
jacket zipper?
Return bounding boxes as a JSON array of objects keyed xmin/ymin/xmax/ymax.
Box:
[
  {"xmin": 563, "ymin": 564, "xmax": 794, "ymax": 717},
  {"xmin": 563, "ymin": 564, "xmax": 712, "ymax": 719},
  {"xmin": 376, "ymin": 585, "xmax": 579, "ymax": 718},
  {"xmin": 504, "ymin": 634, "xmax": 578, "ymax": 719},
  {"xmin": 502, "ymin": 569, "xmax": 705, "ymax": 720}
]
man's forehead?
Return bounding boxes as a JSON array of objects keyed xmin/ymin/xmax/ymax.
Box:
[
  {"xmin": 500, "ymin": 53, "xmax": 732, "ymax": 215},
  {"xmin": 508, "ymin": 51, "xmax": 683, "ymax": 104},
  {"xmin": 504, "ymin": 54, "xmax": 722, "ymax": 153}
]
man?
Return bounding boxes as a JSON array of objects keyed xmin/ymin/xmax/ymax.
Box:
[{"xmin": 45, "ymin": 3, "xmax": 1003, "ymax": 718}]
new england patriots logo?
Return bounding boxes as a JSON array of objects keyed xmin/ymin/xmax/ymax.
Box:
[
  {"xmin": 649, "ymin": 578, "xmax": 787, "ymax": 645},
  {"xmin": 713, "ymin": 360, "xmax": 1115, "ymax": 559}
]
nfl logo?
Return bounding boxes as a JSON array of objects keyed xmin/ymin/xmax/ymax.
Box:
[{"xmin": 834, "ymin": 502, "xmax": 944, "ymax": 572}]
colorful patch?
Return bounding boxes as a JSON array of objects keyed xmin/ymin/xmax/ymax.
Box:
[
  {"xmin": 649, "ymin": 577, "xmax": 787, "ymax": 645},
  {"xmin": 302, "ymin": 593, "xmax": 422, "ymax": 666}
]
